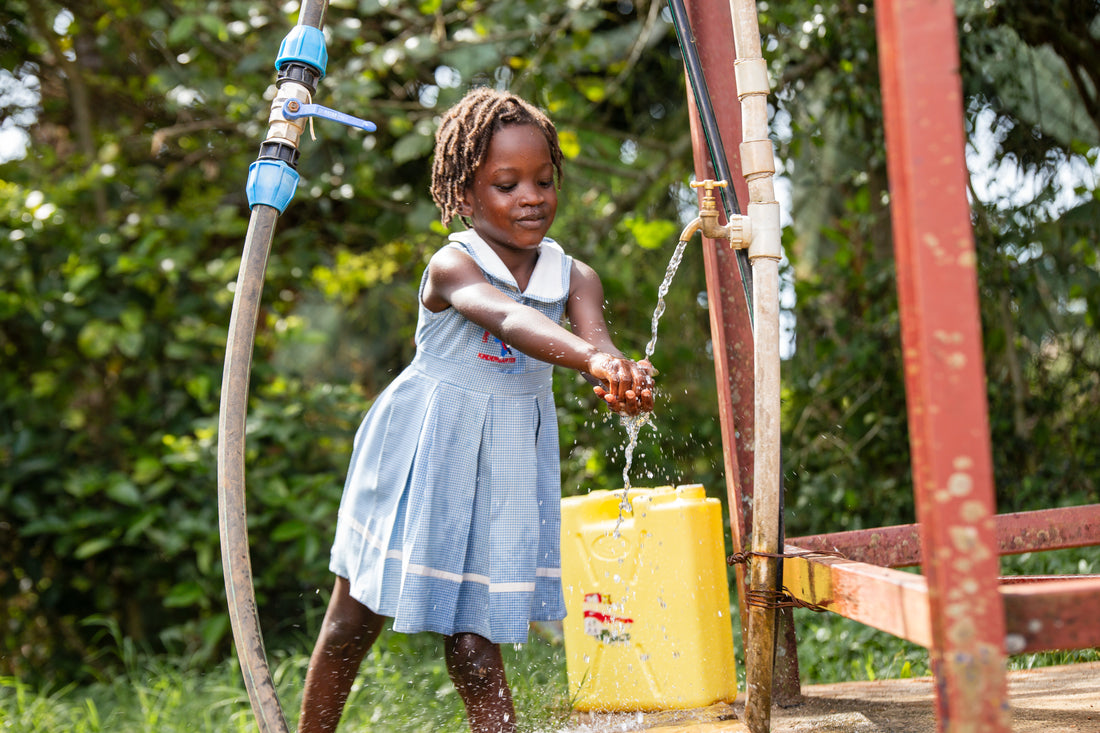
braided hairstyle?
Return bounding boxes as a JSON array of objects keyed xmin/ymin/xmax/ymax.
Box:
[{"xmin": 430, "ymin": 87, "xmax": 564, "ymax": 228}]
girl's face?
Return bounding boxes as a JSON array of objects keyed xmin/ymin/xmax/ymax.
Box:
[{"xmin": 460, "ymin": 123, "xmax": 558, "ymax": 254}]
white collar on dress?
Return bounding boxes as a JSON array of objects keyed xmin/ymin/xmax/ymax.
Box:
[{"xmin": 448, "ymin": 229, "xmax": 568, "ymax": 302}]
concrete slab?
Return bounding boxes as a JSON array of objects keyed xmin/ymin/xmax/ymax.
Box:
[{"xmin": 565, "ymin": 662, "xmax": 1100, "ymax": 732}]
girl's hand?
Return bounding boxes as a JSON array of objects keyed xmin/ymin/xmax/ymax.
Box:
[{"xmin": 586, "ymin": 354, "xmax": 656, "ymax": 415}]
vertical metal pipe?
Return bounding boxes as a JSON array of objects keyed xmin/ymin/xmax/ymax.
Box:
[
  {"xmin": 297, "ymin": 2, "xmax": 327, "ymax": 29},
  {"xmin": 725, "ymin": 1, "xmax": 782, "ymax": 731},
  {"xmin": 681, "ymin": 0, "xmax": 756, "ymax": 658},
  {"xmin": 875, "ymin": 1, "xmax": 1010, "ymax": 730}
]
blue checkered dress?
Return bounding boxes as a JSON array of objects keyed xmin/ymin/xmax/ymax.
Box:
[{"xmin": 329, "ymin": 230, "xmax": 570, "ymax": 643}]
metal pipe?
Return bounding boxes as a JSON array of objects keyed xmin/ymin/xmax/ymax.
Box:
[
  {"xmin": 724, "ymin": 1, "xmax": 782, "ymax": 731},
  {"xmin": 297, "ymin": 2, "xmax": 327, "ymax": 29},
  {"xmin": 876, "ymin": 2, "xmax": 1010, "ymax": 729},
  {"xmin": 667, "ymin": 0, "xmax": 754, "ymax": 317},
  {"xmin": 217, "ymin": 2, "xmax": 331, "ymax": 731}
]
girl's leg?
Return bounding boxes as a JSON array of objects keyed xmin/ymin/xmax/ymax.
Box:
[
  {"xmin": 297, "ymin": 576, "xmax": 386, "ymax": 733},
  {"xmin": 444, "ymin": 633, "xmax": 516, "ymax": 733}
]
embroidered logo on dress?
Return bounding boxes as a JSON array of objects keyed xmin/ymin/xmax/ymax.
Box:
[{"xmin": 477, "ymin": 330, "xmax": 517, "ymax": 364}]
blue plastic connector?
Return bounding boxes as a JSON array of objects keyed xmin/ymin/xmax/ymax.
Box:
[
  {"xmin": 275, "ymin": 25, "xmax": 328, "ymax": 79},
  {"xmin": 246, "ymin": 160, "xmax": 300, "ymax": 213}
]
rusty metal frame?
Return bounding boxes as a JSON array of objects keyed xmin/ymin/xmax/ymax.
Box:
[
  {"xmin": 682, "ymin": 1, "xmax": 1100, "ymax": 731},
  {"xmin": 783, "ymin": 548, "xmax": 1100, "ymax": 655},
  {"xmin": 683, "ymin": 0, "xmax": 807, "ymax": 705},
  {"xmin": 792, "ymin": 504, "xmax": 1100, "ymax": 568},
  {"xmin": 681, "ymin": 0, "xmax": 755, "ymax": 645}
]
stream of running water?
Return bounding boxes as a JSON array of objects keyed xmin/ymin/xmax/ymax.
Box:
[{"xmin": 616, "ymin": 236, "xmax": 692, "ymax": 520}]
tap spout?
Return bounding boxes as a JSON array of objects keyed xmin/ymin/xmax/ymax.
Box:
[
  {"xmin": 690, "ymin": 179, "xmax": 752, "ymax": 247},
  {"xmin": 679, "ymin": 216, "xmax": 703, "ymax": 244}
]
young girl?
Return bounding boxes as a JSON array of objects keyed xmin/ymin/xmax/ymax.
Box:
[{"xmin": 297, "ymin": 87, "xmax": 655, "ymax": 733}]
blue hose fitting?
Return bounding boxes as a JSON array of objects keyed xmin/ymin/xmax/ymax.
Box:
[
  {"xmin": 246, "ymin": 160, "xmax": 300, "ymax": 213},
  {"xmin": 275, "ymin": 25, "xmax": 328, "ymax": 78}
]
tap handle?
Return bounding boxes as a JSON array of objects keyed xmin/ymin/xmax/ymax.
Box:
[
  {"xmin": 690, "ymin": 179, "xmax": 727, "ymax": 211},
  {"xmin": 282, "ymin": 99, "xmax": 377, "ymax": 132},
  {"xmin": 690, "ymin": 179, "xmax": 727, "ymax": 209}
]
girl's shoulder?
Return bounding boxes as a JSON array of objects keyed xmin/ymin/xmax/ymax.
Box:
[{"xmin": 442, "ymin": 230, "xmax": 573, "ymax": 302}]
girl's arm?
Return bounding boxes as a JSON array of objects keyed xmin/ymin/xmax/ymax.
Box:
[
  {"xmin": 565, "ymin": 259, "xmax": 655, "ymax": 411},
  {"xmin": 565, "ymin": 259, "xmax": 624, "ymax": 357},
  {"xmin": 423, "ymin": 248, "xmax": 653, "ymax": 413}
]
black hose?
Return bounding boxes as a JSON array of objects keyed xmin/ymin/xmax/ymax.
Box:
[{"xmin": 666, "ymin": 0, "xmax": 754, "ymax": 318}]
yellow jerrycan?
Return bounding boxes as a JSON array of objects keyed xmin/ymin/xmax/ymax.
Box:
[{"xmin": 560, "ymin": 484, "xmax": 738, "ymax": 711}]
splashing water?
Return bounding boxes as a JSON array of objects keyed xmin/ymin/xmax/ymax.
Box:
[
  {"xmin": 616, "ymin": 236, "xmax": 692, "ymax": 522},
  {"xmin": 644, "ymin": 236, "xmax": 691, "ymax": 361}
]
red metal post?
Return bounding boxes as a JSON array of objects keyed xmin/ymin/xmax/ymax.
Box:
[
  {"xmin": 876, "ymin": 1, "xmax": 1010, "ymax": 730},
  {"xmin": 682, "ymin": 0, "xmax": 755, "ymax": 638},
  {"xmin": 682, "ymin": 0, "xmax": 755, "ymax": 536},
  {"xmin": 682, "ymin": 0, "xmax": 802, "ymax": 703}
]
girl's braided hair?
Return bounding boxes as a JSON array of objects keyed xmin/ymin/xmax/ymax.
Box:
[{"xmin": 430, "ymin": 87, "xmax": 564, "ymax": 227}]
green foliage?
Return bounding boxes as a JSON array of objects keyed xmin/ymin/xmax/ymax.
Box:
[
  {"xmin": 793, "ymin": 608, "xmax": 931, "ymax": 685},
  {"xmin": 958, "ymin": 1, "xmax": 1100, "ymax": 512},
  {"xmin": 3, "ymin": 0, "xmax": 1099, "ymax": 698},
  {"xmin": 1, "ymin": 0, "xmax": 711, "ymax": 685},
  {"xmin": 767, "ymin": 0, "xmax": 1100, "ymax": 534}
]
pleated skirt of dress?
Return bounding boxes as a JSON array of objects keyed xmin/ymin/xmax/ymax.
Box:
[{"xmin": 329, "ymin": 350, "xmax": 567, "ymax": 644}]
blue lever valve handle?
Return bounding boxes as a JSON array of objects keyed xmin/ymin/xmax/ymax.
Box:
[
  {"xmin": 282, "ymin": 100, "xmax": 377, "ymax": 132},
  {"xmin": 246, "ymin": 160, "xmax": 300, "ymax": 213}
]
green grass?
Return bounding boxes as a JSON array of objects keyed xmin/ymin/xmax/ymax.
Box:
[
  {"xmin": 0, "ymin": 629, "xmax": 572, "ymax": 733},
  {"xmin": 6, "ymin": 618, "xmax": 1096, "ymax": 732},
  {"xmin": 4, "ymin": 548, "xmax": 1097, "ymax": 731}
]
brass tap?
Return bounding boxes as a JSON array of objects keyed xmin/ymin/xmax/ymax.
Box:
[
  {"xmin": 690, "ymin": 179, "xmax": 751, "ymax": 249},
  {"xmin": 690, "ymin": 179, "xmax": 726, "ymax": 239}
]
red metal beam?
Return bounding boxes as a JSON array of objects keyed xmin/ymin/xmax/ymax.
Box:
[
  {"xmin": 784, "ymin": 550, "xmax": 1100, "ymax": 656},
  {"xmin": 876, "ymin": 0, "xmax": 1010, "ymax": 729},
  {"xmin": 999, "ymin": 574, "xmax": 1100, "ymax": 585},
  {"xmin": 784, "ymin": 544, "xmax": 932, "ymax": 646},
  {"xmin": 1003, "ymin": 577, "xmax": 1100, "ymax": 654},
  {"xmin": 790, "ymin": 524, "xmax": 923, "ymax": 568},
  {"xmin": 789, "ymin": 504, "xmax": 1100, "ymax": 568},
  {"xmin": 997, "ymin": 504, "xmax": 1100, "ymax": 555}
]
